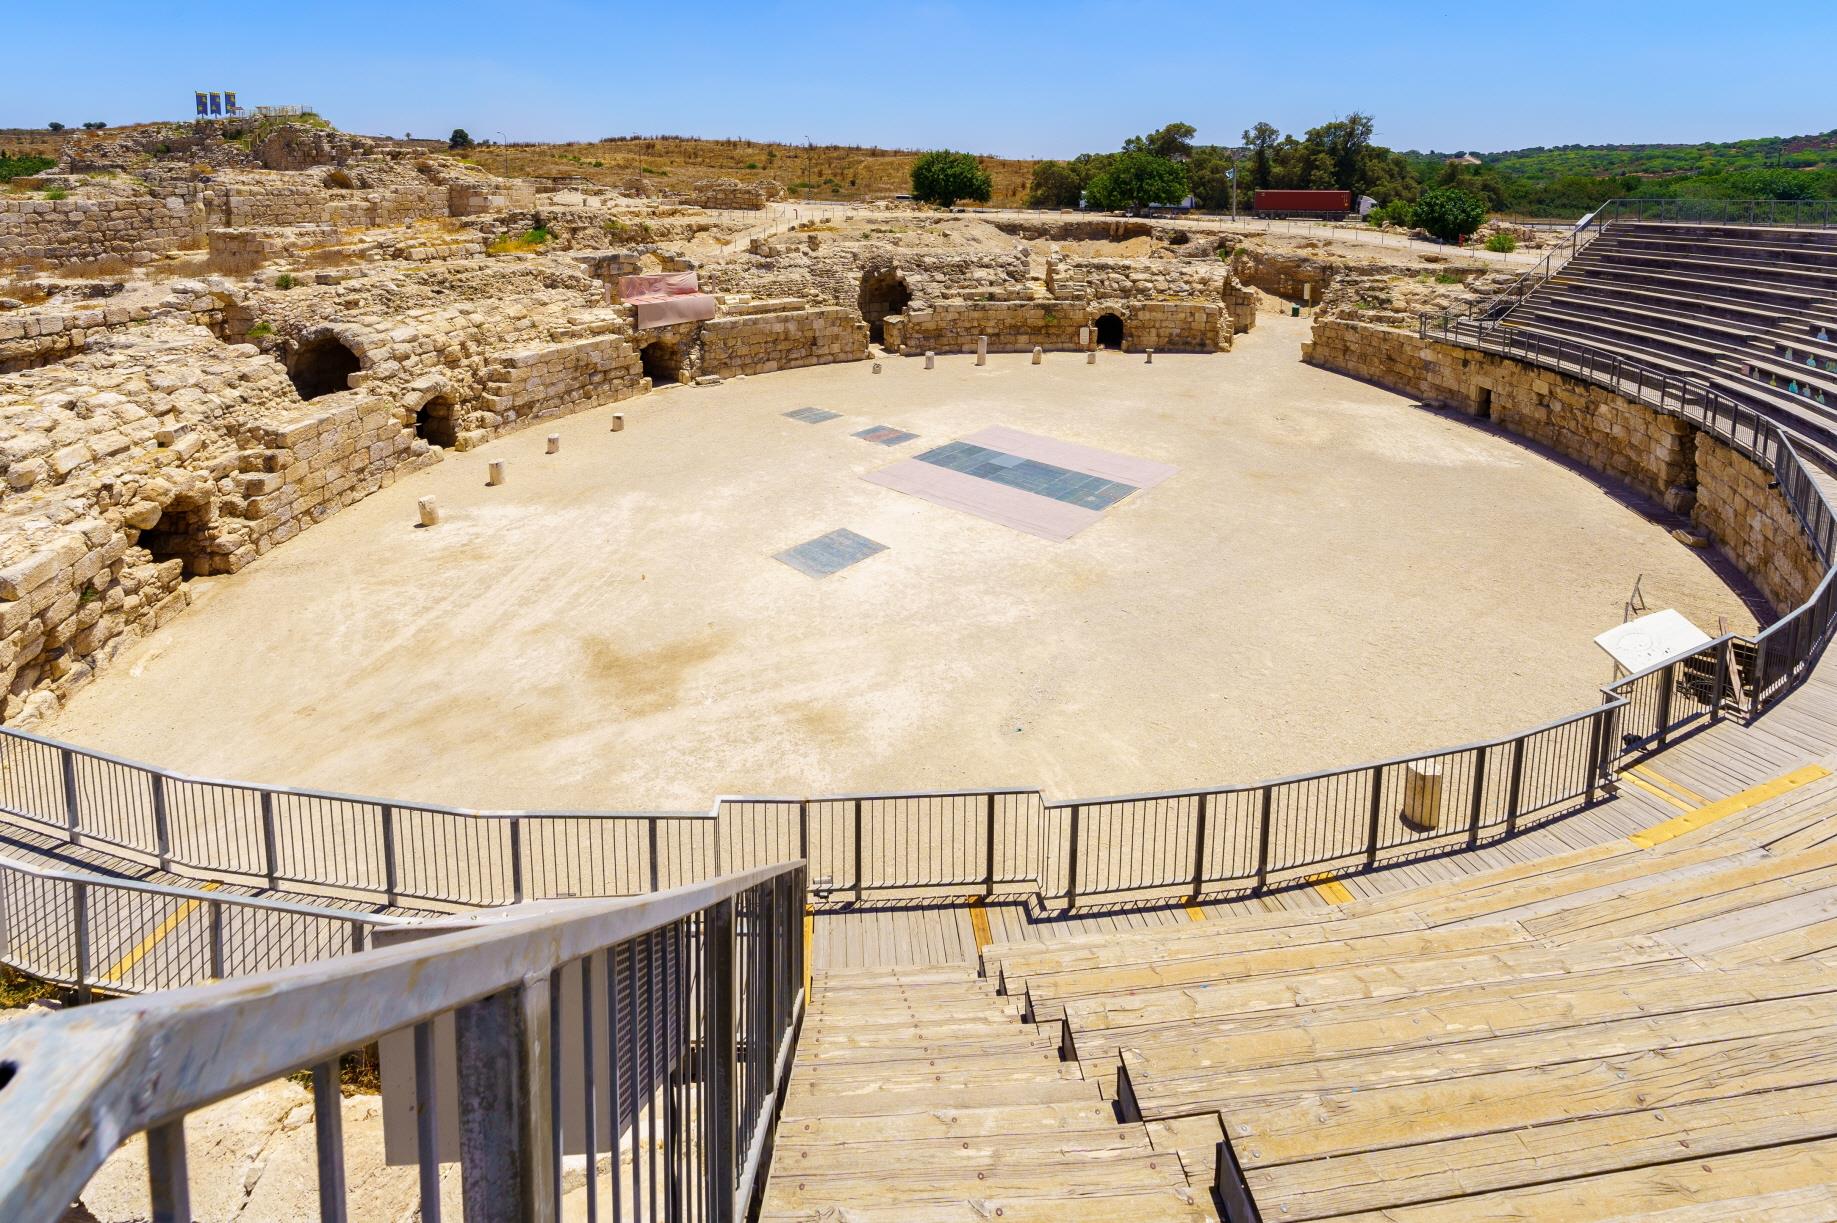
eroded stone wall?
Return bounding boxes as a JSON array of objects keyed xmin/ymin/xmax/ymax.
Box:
[
  {"xmin": 700, "ymin": 307, "xmax": 867, "ymax": 377},
  {"xmin": 1695, "ymin": 435, "xmax": 1824, "ymax": 612}
]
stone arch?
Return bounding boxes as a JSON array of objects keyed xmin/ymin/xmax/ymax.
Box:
[
  {"xmin": 1094, "ymin": 313, "xmax": 1125, "ymax": 350},
  {"xmin": 136, "ymin": 491, "xmax": 216, "ymax": 578},
  {"xmin": 640, "ymin": 338, "xmax": 685, "ymax": 386},
  {"xmin": 415, "ymin": 394, "xmax": 459, "ymax": 447},
  {"xmin": 858, "ymin": 270, "xmax": 912, "ymax": 346},
  {"xmin": 287, "ymin": 331, "xmax": 362, "ymax": 400}
]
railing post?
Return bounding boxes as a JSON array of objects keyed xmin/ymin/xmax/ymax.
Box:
[
  {"xmin": 146, "ymin": 1119, "xmax": 191, "ymax": 1223},
  {"xmin": 260, "ymin": 790, "xmax": 279, "ymax": 889},
  {"xmin": 1656, "ymin": 661, "xmax": 1677, "ymax": 747},
  {"xmin": 648, "ymin": 815, "xmax": 661, "ymax": 893},
  {"xmin": 1467, "ymin": 747, "xmax": 1489, "ymax": 849},
  {"xmin": 704, "ymin": 897, "xmax": 738, "ymax": 1223},
  {"xmin": 73, "ymin": 878, "xmax": 91, "ymax": 1003},
  {"xmin": 983, "ymin": 792, "xmax": 997, "ymax": 898},
  {"xmin": 1255, "ymin": 787, "xmax": 1273, "ymax": 893},
  {"xmin": 151, "ymin": 773, "xmax": 171, "ymax": 872},
  {"xmin": 1712, "ymin": 643, "xmax": 1731, "ymax": 723},
  {"xmin": 454, "ymin": 976, "xmax": 556, "ymax": 1223},
  {"xmin": 1750, "ymin": 636, "xmax": 1771, "ymax": 716},
  {"xmin": 60, "ymin": 747, "xmax": 80, "ymax": 844},
  {"xmin": 1065, "ymin": 804, "xmax": 1082, "ymax": 911},
  {"xmin": 379, "ymin": 805, "xmax": 399, "ymax": 906},
  {"xmin": 311, "ymin": 1060, "xmax": 349, "ymax": 1223},
  {"xmin": 851, "ymin": 798, "xmax": 864, "ymax": 905},
  {"xmin": 797, "ymin": 799, "xmax": 809, "ymax": 864},
  {"xmin": 1586, "ymin": 707, "xmax": 1610, "ymax": 804},
  {"xmin": 349, "ymin": 919, "xmax": 366, "ymax": 954},
  {"xmin": 1505, "ymin": 736, "xmax": 1527, "ymax": 836},
  {"xmin": 1188, "ymin": 792, "xmax": 1210, "ymax": 903},
  {"xmin": 1363, "ymin": 766, "xmax": 1383, "ymax": 870},
  {"xmin": 510, "ymin": 816, "xmax": 525, "ymax": 903},
  {"xmin": 208, "ymin": 900, "xmax": 224, "ymax": 979}
]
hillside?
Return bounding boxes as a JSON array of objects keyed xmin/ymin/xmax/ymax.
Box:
[
  {"xmin": 1428, "ymin": 130, "xmax": 1837, "ymax": 179},
  {"xmin": 461, "ymin": 136, "xmax": 1039, "ymax": 204}
]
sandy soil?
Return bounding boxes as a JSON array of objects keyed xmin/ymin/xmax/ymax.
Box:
[{"xmin": 46, "ymin": 315, "xmax": 1754, "ymax": 810}]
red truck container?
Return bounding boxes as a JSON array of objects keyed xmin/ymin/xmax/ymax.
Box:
[{"xmin": 1253, "ymin": 189, "xmax": 1353, "ymax": 217}]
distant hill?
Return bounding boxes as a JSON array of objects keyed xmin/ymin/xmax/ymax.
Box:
[
  {"xmin": 461, "ymin": 136, "xmax": 1039, "ymax": 205},
  {"xmin": 1411, "ymin": 131, "xmax": 1837, "ymax": 179}
]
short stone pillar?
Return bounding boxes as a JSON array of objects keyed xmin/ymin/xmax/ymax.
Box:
[
  {"xmin": 924, "ymin": 351, "xmax": 935, "ymax": 370},
  {"xmin": 1031, "ymin": 347, "xmax": 1043, "ymax": 365},
  {"xmin": 1145, "ymin": 349, "xmax": 1155, "ymax": 364},
  {"xmin": 546, "ymin": 434, "xmax": 560, "ymax": 454},
  {"xmin": 1086, "ymin": 350, "xmax": 1096, "ymax": 365},
  {"xmin": 1079, "ymin": 325, "xmax": 1091, "ymax": 349},
  {"xmin": 611, "ymin": 413, "xmax": 625, "ymax": 432},
  {"xmin": 487, "ymin": 460, "xmax": 507, "ymax": 487},
  {"xmin": 417, "ymin": 495, "xmax": 440, "ymax": 528},
  {"xmin": 1400, "ymin": 761, "xmax": 1444, "ymax": 830},
  {"xmin": 975, "ymin": 336, "xmax": 988, "ymax": 366}
]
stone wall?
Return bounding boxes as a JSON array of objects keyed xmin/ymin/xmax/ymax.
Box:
[
  {"xmin": 0, "ymin": 195, "xmax": 204, "ymax": 266},
  {"xmin": 1304, "ymin": 318, "xmax": 1822, "ymax": 615},
  {"xmin": 699, "ymin": 307, "xmax": 867, "ymax": 377},
  {"xmin": 476, "ymin": 333, "xmax": 645, "ymax": 441},
  {"xmin": 887, "ymin": 299, "xmax": 1229, "ymax": 356}
]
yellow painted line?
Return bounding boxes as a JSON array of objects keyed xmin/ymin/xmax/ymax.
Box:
[
  {"xmin": 1623, "ymin": 771, "xmax": 1695, "ymax": 813},
  {"xmin": 967, "ymin": 899, "xmax": 993, "ymax": 952},
  {"xmin": 1631, "ymin": 765, "xmax": 1832, "ymax": 848},
  {"xmin": 102, "ymin": 882, "xmax": 219, "ymax": 984},
  {"xmin": 802, "ymin": 907, "xmax": 814, "ymax": 1000},
  {"xmin": 1627, "ymin": 762, "xmax": 1709, "ymax": 807},
  {"xmin": 1183, "ymin": 903, "xmax": 1206, "ymax": 922},
  {"xmin": 1306, "ymin": 873, "xmax": 1355, "ymax": 905}
]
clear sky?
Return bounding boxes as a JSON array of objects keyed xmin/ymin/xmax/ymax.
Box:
[{"xmin": 4, "ymin": 1, "xmax": 1831, "ymax": 158}]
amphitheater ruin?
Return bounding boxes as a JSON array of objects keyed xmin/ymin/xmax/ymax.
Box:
[{"xmin": 3, "ymin": 117, "xmax": 1837, "ymax": 1223}]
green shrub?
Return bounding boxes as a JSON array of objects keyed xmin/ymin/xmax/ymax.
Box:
[
  {"xmin": 247, "ymin": 321, "xmax": 274, "ymax": 339},
  {"xmin": 42, "ymin": 186, "xmax": 67, "ymax": 201},
  {"xmin": 1483, "ymin": 231, "xmax": 1518, "ymax": 253},
  {"xmin": 274, "ymin": 272, "xmax": 297, "ymax": 289},
  {"xmin": 0, "ymin": 154, "xmax": 55, "ymax": 182},
  {"xmin": 909, "ymin": 150, "xmax": 993, "ymax": 207},
  {"xmin": 1413, "ymin": 187, "xmax": 1488, "ymax": 244}
]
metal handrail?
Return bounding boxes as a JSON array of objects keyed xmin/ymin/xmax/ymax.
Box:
[
  {"xmin": 0, "ymin": 860, "xmax": 808, "ymax": 1223},
  {"xmin": 0, "ymin": 855, "xmax": 407, "ymax": 998}
]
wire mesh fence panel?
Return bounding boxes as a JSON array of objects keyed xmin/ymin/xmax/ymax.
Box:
[
  {"xmin": 164, "ymin": 781, "xmax": 268, "ymax": 879},
  {"xmin": 1068, "ymin": 794, "xmax": 1202, "ymax": 900}
]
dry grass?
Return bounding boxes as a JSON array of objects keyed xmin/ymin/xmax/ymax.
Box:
[{"xmin": 464, "ymin": 136, "xmax": 1039, "ymax": 205}]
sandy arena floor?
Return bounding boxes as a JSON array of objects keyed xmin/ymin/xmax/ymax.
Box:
[{"xmin": 46, "ymin": 315, "xmax": 1757, "ymax": 809}]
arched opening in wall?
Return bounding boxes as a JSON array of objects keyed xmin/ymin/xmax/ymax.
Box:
[
  {"xmin": 288, "ymin": 334, "xmax": 361, "ymax": 401},
  {"xmin": 137, "ymin": 503, "xmax": 213, "ymax": 578},
  {"xmin": 1095, "ymin": 313, "xmax": 1125, "ymax": 350},
  {"xmin": 415, "ymin": 395, "xmax": 459, "ymax": 447},
  {"xmin": 858, "ymin": 271, "xmax": 911, "ymax": 346},
  {"xmin": 640, "ymin": 340, "xmax": 684, "ymax": 386},
  {"xmin": 1475, "ymin": 388, "xmax": 1493, "ymax": 420}
]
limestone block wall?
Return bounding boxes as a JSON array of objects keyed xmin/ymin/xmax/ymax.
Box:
[
  {"xmin": 476, "ymin": 334, "xmax": 644, "ymax": 443},
  {"xmin": 0, "ymin": 195, "xmax": 205, "ymax": 266},
  {"xmin": 0, "ymin": 299, "xmax": 167, "ymax": 373},
  {"xmin": 699, "ymin": 307, "xmax": 868, "ymax": 377},
  {"xmin": 1694, "ymin": 435, "xmax": 1824, "ymax": 612},
  {"xmin": 1118, "ymin": 302, "xmax": 1228, "ymax": 353},
  {"xmin": 888, "ymin": 299, "xmax": 1230, "ymax": 356},
  {"xmin": 1046, "ymin": 257, "xmax": 1228, "ymax": 304},
  {"xmin": 1304, "ymin": 318, "xmax": 1821, "ymax": 615}
]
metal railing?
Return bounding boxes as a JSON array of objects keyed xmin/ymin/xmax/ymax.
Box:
[
  {"xmin": 0, "ymin": 861, "xmax": 807, "ymax": 1223},
  {"xmin": 0, "ymin": 856, "xmax": 404, "ymax": 999},
  {"xmin": 1595, "ymin": 197, "xmax": 1837, "ymax": 229}
]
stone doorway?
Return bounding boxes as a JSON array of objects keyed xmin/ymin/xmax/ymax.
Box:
[
  {"xmin": 137, "ymin": 502, "xmax": 214, "ymax": 578},
  {"xmin": 415, "ymin": 394, "xmax": 459, "ymax": 447},
  {"xmin": 641, "ymin": 340, "xmax": 684, "ymax": 386},
  {"xmin": 1095, "ymin": 313, "xmax": 1125, "ymax": 350},
  {"xmin": 287, "ymin": 334, "xmax": 361, "ymax": 400},
  {"xmin": 858, "ymin": 271, "xmax": 911, "ymax": 346}
]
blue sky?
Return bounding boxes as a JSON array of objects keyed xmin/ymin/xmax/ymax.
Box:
[{"xmin": 5, "ymin": 1, "xmax": 1832, "ymax": 157}]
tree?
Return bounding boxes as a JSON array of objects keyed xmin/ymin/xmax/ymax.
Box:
[
  {"xmin": 448, "ymin": 128, "xmax": 474, "ymax": 150},
  {"xmin": 82, "ymin": 121, "xmax": 106, "ymax": 131},
  {"xmin": 1186, "ymin": 145, "xmax": 1236, "ymax": 211},
  {"xmin": 46, "ymin": 122, "xmax": 64, "ymax": 132},
  {"xmin": 1413, "ymin": 186, "xmax": 1488, "ymax": 243},
  {"xmin": 1125, "ymin": 122, "xmax": 1196, "ymax": 162},
  {"xmin": 1083, "ymin": 151, "xmax": 1188, "ymax": 211},
  {"xmin": 1025, "ymin": 159, "xmax": 1086, "ymax": 209},
  {"xmin": 909, "ymin": 150, "xmax": 992, "ymax": 207},
  {"xmin": 1242, "ymin": 122, "xmax": 1280, "ymax": 190},
  {"xmin": 1305, "ymin": 112, "xmax": 1377, "ymax": 196}
]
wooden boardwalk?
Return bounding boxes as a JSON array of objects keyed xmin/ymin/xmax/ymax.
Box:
[{"xmin": 809, "ymin": 641, "xmax": 1837, "ymax": 972}]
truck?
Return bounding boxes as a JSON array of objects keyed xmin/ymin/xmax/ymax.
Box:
[{"xmin": 1252, "ymin": 189, "xmax": 1354, "ymax": 219}]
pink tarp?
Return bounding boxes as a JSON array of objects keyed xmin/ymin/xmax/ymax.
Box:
[{"xmin": 618, "ymin": 271, "xmax": 718, "ymax": 329}]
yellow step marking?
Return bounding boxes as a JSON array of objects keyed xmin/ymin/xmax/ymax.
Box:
[
  {"xmin": 1631, "ymin": 765, "xmax": 1832, "ymax": 848},
  {"xmin": 1306, "ymin": 873, "xmax": 1355, "ymax": 905},
  {"xmin": 102, "ymin": 882, "xmax": 219, "ymax": 984},
  {"xmin": 1623, "ymin": 771, "xmax": 1695, "ymax": 812},
  {"xmin": 1183, "ymin": 903, "xmax": 1206, "ymax": 922},
  {"xmin": 802, "ymin": 907, "xmax": 814, "ymax": 1000},
  {"xmin": 1627, "ymin": 762, "xmax": 1708, "ymax": 806},
  {"xmin": 967, "ymin": 899, "xmax": 993, "ymax": 951}
]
